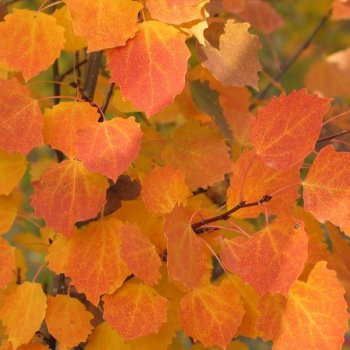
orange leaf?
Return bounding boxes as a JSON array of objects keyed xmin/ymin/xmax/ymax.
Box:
[
  {"xmin": 103, "ymin": 281, "xmax": 168, "ymax": 340},
  {"xmin": 226, "ymin": 274, "xmax": 262, "ymax": 339},
  {"xmin": 162, "ymin": 120, "xmax": 231, "ymax": 189},
  {"xmin": 127, "ymin": 264, "xmax": 183, "ymax": 350},
  {"xmin": 273, "ymin": 262, "xmax": 348, "ymax": 350},
  {"xmin": 227, "ymin": 151, "xmax": 301, "ymax": 218},
  {"xmin": 327, "ymin": 226, "xmax": 350, "ymax": 305},
  {"xmin": 197, "ymin": 20, "xmax": 262, "ymax": 88},
  {"xmin": 237, "ymin": 0, "xmax": 283, "ymax": 34},
  {"xmin": 31, "ymin": 160, "xmax": 108, "ymax": 238},
  {"xmin": 43, "ymin": 101, "xmax": 99, "ymax": 159},
  {"xmin": 0, "ymin": 282, "xmax": 47, "ymax": 349},
  {"xmin": 108, "ymin": 21, "xmax": 190, "ymax": 116},
  {"xmin": 0, "ymin": 150, "xmax": 26, "ymax": 195},
  {"xmin": 0, "ymin": 10, "xmax": 64, "ymax": 81},
  {"xmin": 164, "ymin": 205, "xmax": 211, "ymax": 289},
  {"xmin": 46, "ymin": 295, "xmax": 93, "ymax": 350},
  {"xmin": 0, "ymin": 238, "xmax": 15, "ymax": 289},
  {"xmin": 166, "ymin": 0, "xmax": 203, "ymax": 6},
  {"xmin": 305, "ymin": 48, "xmax": 350, "ymax": 98},
  {"xmin": 141, "ymin": 166, "xmax": 191, "ymax": 214},
  {"xmin": 47, "ymin": 218, "xmax": 129, "ymax": 305},
  {"xmin": 0, "ymin": 79, "xmax": 43, "ymax": 155},
  {"xmin": 64, "ymin": 0, "xmax": 142, "ymax": 51},
  {"xmin": 250, "ymin": 90, "xmax": 330, "ymax": 170},
  {"xmin": 221, "ymin": 218, "xmax": 308, "ymax": 295},
  {"xmin": 256, "ymin": 294, "xmax": 286, "ymax": 341},
  {"xmin": 304, "ymin": 145, "xmax": 350, "ymax": 228},
  {"xmin": 120, "ymin": 223, "xmax": 161, "ymax": 285},
  {"xmin": 332, "ymin": 0, "xmax": 350, "ymax": 20},
  {"xmin": 76, "ymin": 117, "xmax": 142, "ymax": 180},
  {"xmin": 146, "ymin": 0, "xmax": 206, "ymax": 25},
  {"xmin": 293, "ymin": 206, "xmax": 330, "ymax": 278},
  {"xmin": 179, "ymin": 278, "xmax": 245, "ymax": 349}
]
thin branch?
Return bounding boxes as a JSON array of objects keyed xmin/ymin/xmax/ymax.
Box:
[
  {"xmin": 317, "ymin": 130, "xmax": 350, "ymax": 143},
  {"xmin": 101, "ymin": 82, "xmax": 115, "ymax": 115},
  {"xmin": 257, "ymin": 8, "xmax": 332, "ymax": 100},
  {"xmin": 58, "ymin": 59, "xmax": 88, "ymax": 81},
  {"xmin": 192, "ymin": 194, "xmax": 272, "ymax": 233},
  {"xmin": 51, "ymin": 4, "xmax": 66, "ymax": 163},
  {"xmin": 82, "ymin": 51, "xmax": 102, "ymax": 101}
]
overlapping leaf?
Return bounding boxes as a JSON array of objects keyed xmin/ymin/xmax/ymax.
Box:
[
  {"xmin": 86, "ymin": 322, "xmax": 128, "ymax": 350},
  {"xmin": 162, "ymin": 120, "xmax": 231, "ymax": 189},
  {"xmin": 141, "ymin": 166, "xmax": 191, "ymax": 214},
  {"xmin": 108, "ymin": 21, "xmax": 190, "ymax": 116},
  {"xmin": 221, "ymin": 218, "xmax": 308, "ymax": 295},
  {"xmin": 0, "ymin": 79, "xmax": 43, "ymax": 155},
  {"xmin": 256, "ymin": 294, "xmax": 286, "ymax": 341},
  {"xmin": 77, "ymin": 117, "xmax": 142, "ymax": 180},
  {"xmin": 231, "ymin": 0, "xmax": 284, "ymax": 34},
  {"xmin": 164, "ymin": 205, "xmax": 211, "ymax": 289},
  {"xmin": 43, "ymin": 101, "xmax": 99, "ymax": 159},
  {"xmin": 273, "ymin": 262, "xmax": 348, "ymax": 350},
  {"xmin": 179, "ymin": 277, "xmax": 245, "ymax": 349},
  {"xmin": 227, "ymin": 150, "xmax": 301, "ymax": 218},
  {"xmin": 146, "ymin": 0, "xmax": 207, "ymax": 25},
  {"xmin": 250, "ymin": 90, "xmax": 330, "ymax": 170},
  {"xmin": 46, "ymin": 218, "xmax": 129, "ymax": 305},
  {"xmin": 64, "ymin": 0, "xmax": 142, "ymax": 51},
  {"xmin": 197, "ymin": 20, "xmax": 262, "ymax": 88},
  {"xmin": 119, "ymin": 223, "xmax": 161, "ymax": 285},
  {"xmin": 0, "ymin": 10, "xmax": 64, "ymax": 81},
  {"xmin": 46, "ymin": 295, "xmax": 93, "ymax": 350},
  {"xmin": 53, "ymin": 6, "xmax": 87, "ymax": 51},
  {"xmin": 103, "ymin": 282, "xmax": 168, "ymax": 340},
  {"xmin": 31, "ymin": 160, "xmax": 108, "ymax": 238},
  {"xmin": 304, "ymin": 145, "xmax": 350, "ymax": 228}
]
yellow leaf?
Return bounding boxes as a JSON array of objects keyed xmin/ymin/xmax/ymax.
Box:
[
  {"xmin": 53, "ymin": 6, "xmax": 87, "ymax": 51},
  {"xmin": 0, "ymin": 150, "xmax": 26, "ymax": 195},
  {"xmin": 0, "ymin": 282, "xmax": 47, "ymax": 349}
]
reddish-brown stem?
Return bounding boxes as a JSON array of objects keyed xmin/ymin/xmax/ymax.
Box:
[
  {"xmin": 32, "ymin": 262, "xmax": 48, "ymax": 283},
  {"xmin": 192, "ymin": 194, "xmax": 272, "ymax": 234},
  {"xmin": 59, "ymin": 59, "xmax": 88, "ymax": 81},
  {"xmin": 37, "ymin": 95, "xmax": 105, "ymax": 119},
  {"xmin": 239, "ymin": 153, "xmax": 257, "ymax": 202},
  {"xmin": 268, "ymin": 182, "xmax": 301, "ymax": 197},
  {"xmin": 323, "ymin": 110, "xmax": 350, "ymax": 126},
  {"xmin": 38, "ymin": 0, "xmax": 62, "ymax": 12},
  {"xmin": 226, "ymin": 220, "xmax": 251, "ymax": 238},
  {"xmin": 317, "ymin": 130, "xmax": 350, "ymax": 143}
]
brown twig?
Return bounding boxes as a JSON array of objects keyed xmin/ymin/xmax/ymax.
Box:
[
  {"xmin": 317, "ymin": 130, "xmax": 350, "ymax": 143},
  {"xmin": 58, "ymin": 59, "xmax": 88, "ymax": 82},
  {"xmin": 82, "ymin": 52, "xmax": 102, "ymax": 101},
  {"xmin": 192, "ymin": 194, "xmax": 272, "ymax": 233},
  {"xmin": 101, "ymin": 82, "xmax": 115, "ymax": 115},
  {"xmin": 257, "ymin": 8, "xmax": 332, "ymax": 100}
]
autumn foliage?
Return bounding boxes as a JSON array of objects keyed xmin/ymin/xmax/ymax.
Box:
[{"xmin": 1, "ymin": 0, "xmax": 350, "ymax": 349}]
